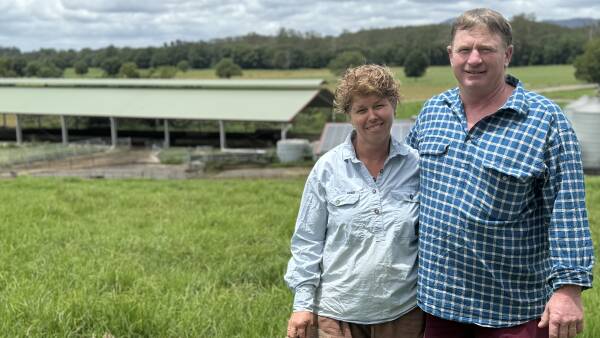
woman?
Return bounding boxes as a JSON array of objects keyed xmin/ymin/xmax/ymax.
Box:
[{"xmin": 284, "ymin": 64, "xmax": 422, "ymax": 338}]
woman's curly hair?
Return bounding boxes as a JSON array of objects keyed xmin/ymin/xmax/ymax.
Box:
[{"xmin": 333, "ymin": 64, "xmax": 400, "ymax": 115}]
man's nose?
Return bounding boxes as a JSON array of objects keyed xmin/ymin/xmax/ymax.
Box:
[{"xmin": 467, "ymin": 49, "xmax": 482, "ymax": 64}]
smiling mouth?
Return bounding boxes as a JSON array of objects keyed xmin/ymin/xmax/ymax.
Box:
[
  {"xmin": 465, "ymin": 70, "xmax": 486, "ymax": 74},
  {"xmin": 365, "ymin": 122, "xmax": 384, "ymax": 130}
]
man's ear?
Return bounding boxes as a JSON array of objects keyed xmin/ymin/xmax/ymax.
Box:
[
  {"xmin": 504, "ymin": 44, "xmax": 513, "ymax": 67},
  {"xmin": 447, "ymin": 45, "xmax": 453, "ymax": 65}
]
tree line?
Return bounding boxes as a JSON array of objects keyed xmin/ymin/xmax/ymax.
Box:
[{"xmin": 0, "ymin": 14, "xmax": 596, "ymax": 78}]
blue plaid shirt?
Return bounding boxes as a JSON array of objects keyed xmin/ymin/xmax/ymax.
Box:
[{"xmin": 406, "ymin": 75, "xmax": 594, "ymax": 327}]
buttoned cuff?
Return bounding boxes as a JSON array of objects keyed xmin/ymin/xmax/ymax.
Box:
[
  {"xmin": 550, "ymin": 268, "xmax": 593, "ymax": 292},
  {"xmin": 292, "ymin": 285, "xmax": 316, "ymax": 312}
]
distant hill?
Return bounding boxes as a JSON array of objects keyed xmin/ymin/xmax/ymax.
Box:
[{"xmin": 543, "ymin": 18, "xmax": 599, "ymax": 28}]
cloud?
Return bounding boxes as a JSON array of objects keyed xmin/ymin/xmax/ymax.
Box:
[{"xmin": 0, "ymin": 0, "xmax": 599, "ymax": 51}]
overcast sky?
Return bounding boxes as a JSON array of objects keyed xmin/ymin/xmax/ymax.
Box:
[{"xmin": 2, "ymin": 0, "xmax": 600, "ymax": 52}]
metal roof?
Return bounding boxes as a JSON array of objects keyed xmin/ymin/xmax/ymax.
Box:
[{"xmin": 0, "ymin": 78, "xmax": 333, "ymax": 122}]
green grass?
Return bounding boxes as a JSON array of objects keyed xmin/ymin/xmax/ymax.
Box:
[
  {"xmin": 63, "ymin": 65, "xmax": 588, "ymax": 101},
  {"xmin": 0, "ymin": 176, "xmax": 599, "ymax": 337}
]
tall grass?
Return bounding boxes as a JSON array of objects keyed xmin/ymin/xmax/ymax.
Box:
[{"xmin": 0, "ymin": 176, "xmax": 599, "ymax": 337}]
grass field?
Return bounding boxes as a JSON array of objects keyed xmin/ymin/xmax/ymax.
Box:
[
  {"xmin": 0, "ymin": 176, "xmax": 598, "ymax": 337},
  {"xmin": 63, "ymin": 64, "xmax": 589, "ymax": 101}
]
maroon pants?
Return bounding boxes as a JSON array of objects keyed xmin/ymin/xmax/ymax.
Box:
[{"xmin": 424, "ymin": 313, "xmax": 549, "ymax": 338}]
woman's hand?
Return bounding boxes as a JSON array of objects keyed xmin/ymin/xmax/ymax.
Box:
[{"xmin": 287, "ymin": 311, "xmax": 317, "ymax": 338}]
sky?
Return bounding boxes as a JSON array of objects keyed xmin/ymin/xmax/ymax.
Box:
[{"xmin": 1, "ymin": 0, "xmax": 600, "ymax": 52}]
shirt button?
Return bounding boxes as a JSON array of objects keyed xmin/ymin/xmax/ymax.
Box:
[
  {"xmin": 374, "ymin": 209, "xmax": 380, "ymax": 215},
  {"xmin": 372, "ymin": 189, "xmax": 377, "ymax": 194},
  {"xmin": 379, "ymin": 169, "xmax": 383, "ymax": 174}
]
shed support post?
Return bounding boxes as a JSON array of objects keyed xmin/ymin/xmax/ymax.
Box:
[
  {"xmin": 163, "ymin": 119, "xmax": 170, "ymax": 148},
  {"xmin": 60, "ymin": 115, "xmax": 69, "ymax": 145},
  {"xmin": 15, "ymin": 114, "xmax": 22, "ymax": 145},
  {"xmin": 219, "ymin": 120, "xmax": 226, "ymax": 151},
  {"xmin": 2, "ymin": 114, "xmax": 6, "ymax": 128},
  {"xmin": 110, "ymin": 117, "xmax": 118, "ymax": 148},
  {"xmin": 281, "ymin": 123, "xmax": 292, "ymax": 140}
]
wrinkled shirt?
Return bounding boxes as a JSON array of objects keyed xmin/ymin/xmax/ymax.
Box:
[
  {"xmin": 406, "ymin": 75, "xmax": 594, "ymax": 327},
  {"xmin": 284, "ymin": 131, "xmax": 420, "ymax": 324}
]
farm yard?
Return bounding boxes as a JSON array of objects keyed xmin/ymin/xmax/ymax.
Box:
[
  {"xmin": 0, "ymin": 64, "xmax": 598, "ymax": 337},
  {"xmin": 0, "ymin": 177, "xmax": 598, "ymax": 337}
]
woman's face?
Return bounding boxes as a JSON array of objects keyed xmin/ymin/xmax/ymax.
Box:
[{"xmin": 349, "ymin": 94, "xmax": 394, "ymax": 145}]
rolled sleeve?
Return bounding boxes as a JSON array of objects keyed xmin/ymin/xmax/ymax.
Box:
[{"xmin": 543, "ymin": 127, "xmax": 594, "ymax": 290}]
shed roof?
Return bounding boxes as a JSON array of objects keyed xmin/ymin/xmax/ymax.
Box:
[{"xmin": 0, "ymin": 78, "xmax": 333, "ymax": 122}]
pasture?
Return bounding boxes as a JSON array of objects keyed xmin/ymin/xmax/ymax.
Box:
[
  {"xmin": 0, "ymin": 176, "xmax": 598, "ymax": 337},
  {"xmin": 63, "ymin": 64, "xmax": 590, "ymax": 101}
]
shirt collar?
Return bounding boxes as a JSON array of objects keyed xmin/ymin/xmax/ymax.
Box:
[
  {"xmin": 341, "ymin": 129, "xmax": 410, "ymax": 162},
  {"xmin": 444, "ymin": 74, "xmax": 529, "ymax": 117}
]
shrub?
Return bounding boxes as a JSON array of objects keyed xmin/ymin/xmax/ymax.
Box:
[
  {"xmin": 328, "ymin": 51, "xmax": 366, "ymax": 76},
  {"xmin": 215, "ymin": 58, "xmax": 242, "ymax": 78}
]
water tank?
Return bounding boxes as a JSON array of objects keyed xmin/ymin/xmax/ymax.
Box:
[
  {"xmin": 276, "ymin": 139, "xmax": 310, "ymax": 163},
  {"xmin": 566, "ymin": 95, "xmax": 600, "ymax": 170}
]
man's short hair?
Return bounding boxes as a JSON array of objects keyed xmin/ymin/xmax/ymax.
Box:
[
  {"xmin": 334, "ymin": 64, "xmax": 400, "ymax": 115},
  {"xmin": 451, "ymin": 8, "xmax": 512, "ymax": 48}
]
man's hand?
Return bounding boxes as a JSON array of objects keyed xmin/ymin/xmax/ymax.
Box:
[
  {"xmin": 287, "ymin": 311, "xmax": 317, "ymax": 338},
  {"xmin": 538, "ymin": 285, "xmax": 584, "ymax": 338}
]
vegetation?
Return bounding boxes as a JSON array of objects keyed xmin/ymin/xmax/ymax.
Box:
[
  {"xmin": 118, "ymin": 62, "xmax": 140, "ymax": 78},
  {"xmin": 215, "ymin": 58, "xmax": 243, "ymax": 78},
  {"xmin": 73, "ymin": 60, "xmax": 89, "ymax": 75},
  {"xmin": 0, "ymin": 176, "xmax": 598, "ymax": 337},
  {"xmin": 574, "ymin": 38, "xmax": 600, "ymax": 85},
  {"xmin": 403, "ymin": 50, "xmax": 430, "ymax": 78},
  {"xmin": 0, "ymin": 16, "xmax": 594, "ymax": 79},
  {"xmin": 327, "ymin": 51, "xmax": 366, "ymax": 75}
]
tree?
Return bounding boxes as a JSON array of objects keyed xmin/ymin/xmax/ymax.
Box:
[
  {"xmin": 0, "ymin": 57, "xmax": 15, "ymax": 77},
  {"xmin": 574, "ymin": 38, "xmax": 600, "ymax": 85},
  {"xmin": 404, "ymin": 50, "xmax": 429, "ymax": 78},
  {"xmin": 101, "ymin": 57, "xmax": 122, "ymax": 76},
  {"xmin": 119, "ymin": 62, "xmax": 140, "ymax": 78},
  {"xmin": 328, "ymin": 51, "xmax": 365, "ymax": 75},
  {"xmin": 215, "ymin": 58, "xmax": 242, "ymax": 78},
  {"xmin": 73, "ymin": 61, "xmax": 89, "ymax": 75},
  {"xmin": 177, "ymin": 60, "xmax": 190, "ymax": 72},
  {"xmin": 25, "ymin": 61, "xmax": 42, "ymax": 77}
]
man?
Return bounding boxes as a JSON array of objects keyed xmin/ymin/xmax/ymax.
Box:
[{"xmin": 406, "ymin": 8, "xmax": 594, "ymax": 338}]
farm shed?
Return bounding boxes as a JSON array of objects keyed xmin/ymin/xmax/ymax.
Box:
[{"xmin": 0, "ymin": 78, "xmax": 334, "ymax": 149}]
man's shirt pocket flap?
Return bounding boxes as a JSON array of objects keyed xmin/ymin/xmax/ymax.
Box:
[
  {"xmin": 481, "ymin": 159, "xmax": 541, "ymax": 182},
  {"xmin": 418, "ymin": 141, "xmax": 449, "ymax": 156}
]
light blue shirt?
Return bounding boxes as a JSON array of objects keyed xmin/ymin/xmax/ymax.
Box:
[{"xmin": 284, "ymin": 131, "xmax": 420, "ymax": 324}]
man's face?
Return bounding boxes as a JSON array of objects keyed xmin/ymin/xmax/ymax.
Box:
[{"xmin": 448, "ymin": 26, "xmax": 513, "ymax": 95}]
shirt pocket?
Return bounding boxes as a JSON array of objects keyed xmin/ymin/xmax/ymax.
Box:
[
  {"xmin": 390, "ymin": 190, "xmax": 420, "ymax": 239},
  {"xmin": 418, "ymin": 140, "xmax": 450, "ymax": 176},
  {"xmin": 470, "ymin": 159, "xmax": 538, "ymax": 222},
  {"xmin": 326, "ymin": 191, "xmax": 365, "ymax": 242}
]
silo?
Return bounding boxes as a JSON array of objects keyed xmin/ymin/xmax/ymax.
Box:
[{"xmin": 566, "ymin": 95, "xmax": 600, "ymax": 170}]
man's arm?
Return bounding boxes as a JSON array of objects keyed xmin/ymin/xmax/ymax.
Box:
[{"xmin": 539, "ymin": 121, "xmax": 594, "ymax": 338}]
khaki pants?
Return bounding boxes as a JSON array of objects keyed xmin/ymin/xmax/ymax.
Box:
[{"xmin": 316, "ymin": 307, "xmax": 424, "ymax": 338}]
